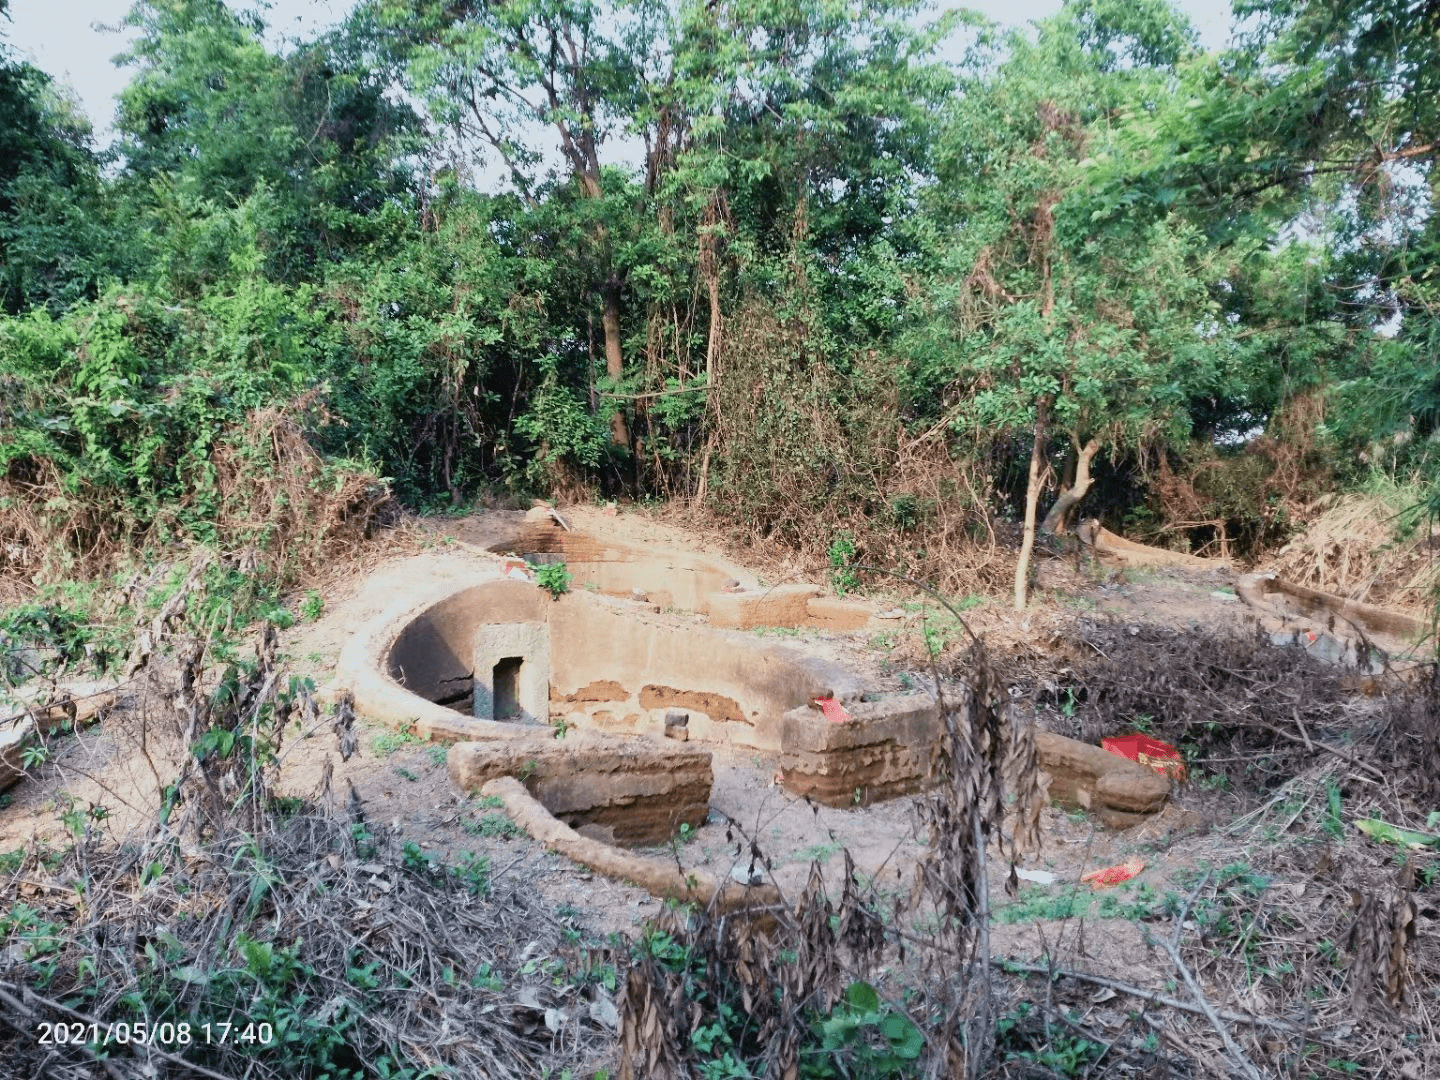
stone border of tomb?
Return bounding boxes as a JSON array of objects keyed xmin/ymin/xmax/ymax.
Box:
[{"xmin": 331, "ymin": 524, "xmax": 1176, "ymax": 901}]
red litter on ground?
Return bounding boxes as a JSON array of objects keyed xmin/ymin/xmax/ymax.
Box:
[
  {"xmin": 1081, "ymin": 858, "xmax": 1145, "ymax": 889},
  {"xmin": 1102, "ymin": 733, "xmax": 1187, "ymax": 782},
  {"xmin": 814, "ymin": 697, "xmax": 853, "ymax": 724}
]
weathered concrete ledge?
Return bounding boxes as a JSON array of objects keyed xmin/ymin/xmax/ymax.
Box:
[
  {"xmin": 1237, "ymin": 572, "xmax": 1429, "ymax": 658},
  {"xmin": 337, "ymin": 568, "xmax": 868, "ymax": 753},
  {"xmin": 333, "ymin": 564, "xmax": 865, "ymax": 851},
  {"xmin": 779, "ymin": 695, "xmax": 1171, "ymax": 826},
  {"xmin": 481, "ymin": 776, "xmax": 779, "ymax": 913},
  {"xmin": 707, "ymin": 583, "xmax": 874, "ymax": 631},
  {"xmin": 1079, "ymin": 518, "xmax": 1229, "ymax": 569},
  {"xmin": 449, "ymin": 734, "xmax": 712, "ymax": 847},
  {"xmin": 548, "ymin": 594, "xmax": 865, "ymax": 751},
  {"xmin": 1033, "ymin": 731, "xmax": 1171, "ymax": 828},
  {"xmin": 334, "ymin": 574, "xmax": 540, "ymax": 743},
  {"xmin": 502, "ymin": 518, "xmax": 754, "ymax": 614},
  {"xmin": 508, "ymin": 518, "xmax": 876, "ymax": 628},
  {"xmin": 779, "ymin": 694, "xmax": 938, "ymax": 805}
]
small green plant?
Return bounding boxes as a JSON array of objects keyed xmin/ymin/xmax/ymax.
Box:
[
  {"xmin": 828, "ymin": 532, "xmax": 859, "ymax": 594},
  {"xmin": 995, "ymin": 888, "xmax": 1089, "ymax": 924},
  {"xmin": 19, "ymin": 740, "xmax": 49, "ymax": 770},
  {"xmin": 1324, "ymin": 778, "xmax": 1345, "ymax": 839},
  {"xmin": 350, "ymin": 822, "xmax": 379, "ymax": 859},
  {"xmin": 797, "ymin": 841, "xmax": 844, "ymax": 865},
  {"xmin": 752, "ymin": 625, "xmax": 801, "ymax": 638},
  {"xmin": 552, "ymin": 716, "xmax": 571, "ymax": 740},
  {"xmin": 300, "ymin": 590, "xmax": 325, "ymax": 621},
  {"xmin": 401, "ymin": 841, "xmax": 441, "ymax": 877},
  {"xmin": 921, "ymin": 617, "xmax": 947, "ymax": 658},
  {"xmin": 463, "ymin": 811, "xmax": 524, "ymax": 839},
  {"xmin": 428, "ymin": 743, "xmax": 449, "ymax": 766},
  {"xmin": 996, "ymin": 1002, "xmax": 1104, "ymax": 1075},
  {"xmin": 535, "ymin": 562, "xmax": 572, "ymax": 599},
  {"xmin": 372, "ymin": 730, "xmax": 423, "ymax": 756},
  {"xmin": 472, "ymin": 962, "xmax": 505, "ymax": 991},
  {"xmin": 270, "ymin": 795, "xmax": 304, "ymax": 817},
  {"xmin": 393, "ymin": 766, "xmax": 419, "ymax": 782},
  {"xmin": 451, "ymin": 851, "xmax": 491, "ymax": 896},
  {"xmin": 810, "ymin": 980, "xmax": 924, "ymax": 1076}
]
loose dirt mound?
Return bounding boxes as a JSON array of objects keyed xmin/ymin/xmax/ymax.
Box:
[{"xmin": 1268, "ymin": 493, "xmax": 1440, "ymax": 615}]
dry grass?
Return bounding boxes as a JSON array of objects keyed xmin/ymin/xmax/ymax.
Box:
[
  {"xmin": 0, "ymin": 396, "xmax": 399, "ymax": 598},
  {"xmin": 1268, "ymin": 492, "xmax": 1440, "ymax": 616},
  {"xmin": 0, "ymin": 580, "xmax": 614, "ymax": 1080},
  {"xmin": 0, "ymin": 810, "xmax": 612, "ymax": 1080}
]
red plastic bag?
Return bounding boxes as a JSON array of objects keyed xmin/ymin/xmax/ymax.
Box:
[
  {"xmin": 1081, "ymin": 858, "xmax": 1145, "ymax": 889},
  {"xmin": 1102, "ymin": 733, "xmax": 1187, "ymax": 782},
  {"xmin": 814, "ymin": 697, "xmax": 853, "ymax": 724}
]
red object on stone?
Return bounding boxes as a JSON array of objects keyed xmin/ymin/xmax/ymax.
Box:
[
  {"xmin": 814, "ymin": 697, "xmax": 853, "ymax": 724},
  {"xmin": 1102, "ymin": 733, "xmax": 1187, "ymax": 782}
]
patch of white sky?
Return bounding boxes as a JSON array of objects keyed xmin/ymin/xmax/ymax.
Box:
[{"xmin": 5, "ymin": 0, "xmax": 1240, "ymax": 157}]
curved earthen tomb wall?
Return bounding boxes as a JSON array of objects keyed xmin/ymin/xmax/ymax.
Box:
[
  {"xmin": 336, "ymin": 525, "xmax": 1172, "ymax": 857},
  {"xmin": 386, "ymin": 578, "xmax": 865, "ymax": 753}
]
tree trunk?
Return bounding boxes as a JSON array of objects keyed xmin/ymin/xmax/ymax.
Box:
[
  {"xmin": 1014, "ymin": 409, "xmax": 1049, "ymax": 612},
  {"xmin": 1039, "ymin": 437, "xmax": 1100, "ymax": 535},
  {"xmin": 600, "ymin": 276, "xmax": 629, "ymax": 447},
  {"xmin": 699, "ymin": 195, "xmax": 725, "ymax": 385}
]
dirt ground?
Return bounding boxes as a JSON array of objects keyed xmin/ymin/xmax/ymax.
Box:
[
  {"xmin": 5, "ymin": 502, "xmax": 1439, "ymax": 1080},
  {"xmin": 0, "ymin": 506, "xmax": 1283, "ymax": 951}
]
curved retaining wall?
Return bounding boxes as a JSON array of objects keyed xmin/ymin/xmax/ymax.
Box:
[
  {"xmin": 335, "ymin": 540, "xmax": 1173, "ymax": 847},
  {"xmin": 374, "ymin": 576, "xmax": 865, "ymax": 752}
]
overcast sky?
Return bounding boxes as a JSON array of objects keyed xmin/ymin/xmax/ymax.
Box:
[{"xmin": 4, "ymin": 0, "xmax": 1238, "ymax": 146}]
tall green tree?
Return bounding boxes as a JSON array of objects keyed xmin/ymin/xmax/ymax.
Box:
[
  {"xmin": 372, "ymin": 0, "xmax": 674, "ymax": 448},
  {"xmin": 115, "ymin": 0, "xmax": 420, "ymax": 288},
  {"xmin": 908, "ymin": 0, "xmax": 1236, "ymax": 608},
  {"xmin": 0, "ymin": 2, "xmax": 120, "ymax": 313}
]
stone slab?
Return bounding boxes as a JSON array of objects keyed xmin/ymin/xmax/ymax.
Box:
[{"xmin": 449, "ymin": 733, "xmax": 712, "ymax": 847}]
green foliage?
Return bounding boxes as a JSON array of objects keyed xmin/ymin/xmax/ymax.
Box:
[
  {"xmin": 828, "ymin": 533, "xmax": 859, "ymax": 595},
  {"xmin": 299, "ymin": 590, "xmax": 324, "ymax": 622},
  {"xmin": 372, "ymin": 730, "xmax": 424, "ymax": 757},
  {"xmin": 462, "ymin": 811, "xmax": 524, "ymax": 840},
  {"xmin": 535, "ymin": 562, "xmax": 573, "ymax": 599},
  {"xmin": 996, "ymin": 1002, "xmax": 1105, "ymax": 1076},
  {"xmin": 0, "ymin": 601, "xmax": 103, "ymax": 683}
]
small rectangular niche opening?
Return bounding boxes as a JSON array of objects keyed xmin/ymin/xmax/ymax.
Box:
[{"xmin": 493, "ymin": 657, "xmax": 523, "ymax": 719}]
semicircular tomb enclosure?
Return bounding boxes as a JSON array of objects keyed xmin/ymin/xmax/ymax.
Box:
[{"xmin": 335, "ymin": 520, "xmax": 1172, "ymax": 853}]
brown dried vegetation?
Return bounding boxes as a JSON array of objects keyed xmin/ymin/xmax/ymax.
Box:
[
  {"xmin": 0, "ymin": 396, "xmax": 395, "ymax": 598},
  {"xmin": 0, "ymin": 571, "xmax": 613, "ymax": 1080},
  {"xmin": 706, "ymin": 304, "xmax": 1010, "ymax": 597}
]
